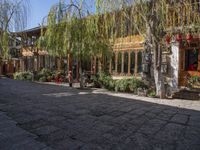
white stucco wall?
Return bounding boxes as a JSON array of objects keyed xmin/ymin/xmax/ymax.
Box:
[{"xmin": 170, "ymin": 42, "xmax": 179, "ymax": 92}]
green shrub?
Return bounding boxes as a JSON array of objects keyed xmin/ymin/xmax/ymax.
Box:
[
  {"xmin": 34, "ymin": 68, "xmax": 53, "ymax": 82},
  {"xmin": 148, "ymin": 90, "xmax": 156, "ymax": 97},
  {"xmin": 39, "ymin": 76, "xmax": 47, "ymax": 82},
  {"xmin": 91, "ymin": 75, "xmax": 101, "ymax": 88},
  {"xmin": 115, "ymin": 79, "xmax": 129, "ymax": 92},
  {"xmin": 91, "ymin": 72, "xmax": 148, "ymax": 93},
  {"xmin": 13, "ymin": 71, "xmax": 33, "ymax": 81},
  {"xmin": 129, "ymin": 78, "xmax": 148, "ymax": 93}
]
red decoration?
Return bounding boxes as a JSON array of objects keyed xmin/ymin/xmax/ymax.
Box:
[
  {"xmin": 176, "ymin": 34, "xmax": 182, "ymax": 43},
  {"xmin": 186, "ymin": 33, "xmax": 193, "ymax": 43},
  {"xmin": 165, "ymin": 35, "xmax": 171, "ymax": 44}
]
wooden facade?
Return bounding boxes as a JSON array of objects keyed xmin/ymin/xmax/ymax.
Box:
[
  {"xmin": 110, "ymin": 35, "xmax": 144, "ymax": 76},
  {"xmin": 178, "ymin": 38, "xmax": 200, "ymax": 86}
]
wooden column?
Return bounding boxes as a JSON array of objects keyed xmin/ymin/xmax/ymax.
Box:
[
  {"xmin": 91, "ymin": 57, "xmax": 93, "ymax": 74},
  {"xmin": 94, "ymin": 56, "xmax": 97, "ymax": 74},
  {"xmin": 67, "ymin": 54, "xmax": 72, "ymax": 72},
  {"xmin": 134, "ymin": 51, "xmax": 138, "ymax": 75},
  {"xmin": 121, "ymin": 52, "xmax": 124, "ymax": 74},
  {"xmin": 109, "ymin": 59, "xmax": 112, "ymax": 74},
  {"xmin": 0, "ymin": 59, "xmax": 2, "ymax": 75},
  {"xmin": 128, "ymin": 51, "xmax": 131, "ymax": 76},
  {"xmin": 198, "ymin": 50, "xmax": 200, "ymax": 71},
  {"xmin": 98, "ymin": 59, "xmax": 102, "ymax": 73},
  {"xmin": 76, "ymin": 57, "xmax": 79, "ymax": 81},
  {"xmin": 115, "ymin": 52, "xmax": 118, "ymax": 74}
]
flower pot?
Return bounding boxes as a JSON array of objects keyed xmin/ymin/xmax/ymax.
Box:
[
  {"xmin": 186, "ymin": 33, "xmax": 193, "ymax": 43},
  {"xmin": 165, "ymin": 35, "xmax": 171, "ymax": 45},
  {"xmin": 176, "ymin": 34, "xmax": 182, "ymax": 43}
]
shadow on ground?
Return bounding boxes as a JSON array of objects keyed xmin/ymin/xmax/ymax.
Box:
[{"xmin": 0, "ymin": 78, "xmax": 200, "ymax": 150}]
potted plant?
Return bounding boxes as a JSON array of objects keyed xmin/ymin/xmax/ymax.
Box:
[
  {"xmin": 176, "ymin": 33, "xmax": 182, "ymax": 43},
  {"xmin": 47, "ymin": 76, "xmax": 52, "ymax": 82},
  {"xmin": 165, "ymin": 34, "xmax": 171, "ymax": 45},
  {"xmin": 186, "ymin": 32, "xmax": 193, "ymax": 44},
  {"xmin": 188, "ymin": 76, "xmax": 200, "ymax": 89}
]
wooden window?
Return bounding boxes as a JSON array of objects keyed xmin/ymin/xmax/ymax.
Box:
[
  {"xmin": 185, "ymin": 49, "xmax": 199, "ymax": 71},
  {"xmin": 137, "ymin": 51, "xmax": 143, "ymax": 73},
  {"xmin": 124, "ymin": 52, "xmax": 129, "ymax": 74},
  {"xmin": 130, "ymin": 51, "xmax": 135, "ymax": 74},
  {"xmin": 117, "ymin": 52, "xmax": 122, "ymax": 73}
]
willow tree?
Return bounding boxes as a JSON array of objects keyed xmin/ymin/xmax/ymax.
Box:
[
  {"xmin": 0, "ymin": 0, "xmax": 29, "ymax": 75},
  {"xmin": 40, "ymin": 0, "xmax": 113, "ymax": 73},
  {"xmin": 96, "ymin": 0, "xmax": 200, "ymax": 98}
]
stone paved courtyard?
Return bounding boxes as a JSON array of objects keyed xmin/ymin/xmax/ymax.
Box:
[{"xmin": 0, "ymin": 78, "xmax": 200, "ymax": 150}]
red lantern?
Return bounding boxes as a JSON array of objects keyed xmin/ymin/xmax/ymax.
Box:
[
  {"xmin": 186, "ymin": 33, "xmax": 193, "ymax": 43},
  {"xmin": 176, "ymin": 34, "xmax": 182, "ymax": 43},
  {"xmin": 165, "ymin": 35, "xmax": 171, "ymax": 45}
]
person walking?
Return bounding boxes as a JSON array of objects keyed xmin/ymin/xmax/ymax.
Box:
[{"xmin": 68, "ymin": 71, "xmax": 73, "ymax": 87}]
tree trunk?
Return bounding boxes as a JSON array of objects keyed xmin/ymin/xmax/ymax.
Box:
[
  {"xmin": 153, "ymin": 44, "xmax": 165, "ymax": 99},
  {"xmin": 146, "ymin": 12, "xmax": 166, "ymax": 99}
]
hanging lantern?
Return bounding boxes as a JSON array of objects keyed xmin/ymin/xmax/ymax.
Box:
[
  {"xmin": 186, "ymin": 33, "xmax": 193, "ymax": 43},
  {"xmin": 165, "ymin": 35, "xmax": 171, "ymax": 45},
  {"xmin": 176, "ymin": 34, "xmax": 182, "ymax": 43}
]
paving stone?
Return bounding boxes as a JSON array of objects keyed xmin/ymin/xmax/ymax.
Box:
[
  {"xmin": 154, "ymin": 123, "xmax": 185, "ymax": 142},
  {"xmin": 115, "ymin": 133, "xmax": 154, "ymax": 150},
  {"xmin": 51, "ymin": 138, "xmax": 84, "ymax": 150},
  {"xmin": 19, "ymin": 119, "xmax": 49, "ymax": 130},
  {"xmin": 80, "ymin": 143, "xmax": 103, "ymax": 150},
  {"xmin": 72, "ymin": 129, "xmax": 102, "ymax": 143},
  {"xmin": 138, "ymin": 119, "xmax": 167, "ymax": 135},
  {"xmin": 31, "ymin": 125, "xmax": 60, "ymax": 136},
  {"xmin": 170, "ymin": 114, "xmax": 189, "ymax": 124},
  {"xmin": 156, "ymin": 112, "xmax": 173, "ymax": 121}
]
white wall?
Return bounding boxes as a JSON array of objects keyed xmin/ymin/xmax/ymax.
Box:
[{"xmin": 170, "ymin": 42, "xmax": 180, "ymax": 92}]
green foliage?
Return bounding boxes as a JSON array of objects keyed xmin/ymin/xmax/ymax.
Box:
[
  {"xmin": 148, "ymin": 90, "xmax": 156, "ymax": 97},
  {"xmin": 115, "ymin": 77, "xmax": 148, "ymax": 93},
  {"xmin": 0, "ymin": 0, "xmax": 29, "ymax": 58},
  {"xmin": 188, "ymin": 76, "xmax": 200, "ymax": 89},
  {"xmin": 92, "ymin": 72, "xmax": 148, "ymax": 93},
  {"xmin": 115, "ymin": 79, "xmax": 130, "ymax": 92},
  {"xmin": 34, "ymin": 68, "xmax": 52, "ymax": 81},
  {"xmin": 13, "ymin": 71, "xmax": 33, "ymax": 81}
]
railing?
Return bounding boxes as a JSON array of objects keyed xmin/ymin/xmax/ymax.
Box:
[{"xmin": 166, "ymin": 2, "xmax": 200, "ymax": 29}]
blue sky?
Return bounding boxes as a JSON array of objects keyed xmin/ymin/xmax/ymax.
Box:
[
  {"xmin": 27, "ymin": 0, "xmax": 95, "ymax": 30},
  {"xmin": 27, "ymin": 0, "xmax": 63, "ymax": 29}
]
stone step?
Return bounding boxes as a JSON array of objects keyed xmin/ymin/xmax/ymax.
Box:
[{"xmin": 172, "ymin": 89, "xmax": 200, "ymax": 100}]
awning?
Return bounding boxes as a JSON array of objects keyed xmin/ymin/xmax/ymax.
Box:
[{"xmin": 113, "ymin": 35, "xmax": 144, "ymax": 51}]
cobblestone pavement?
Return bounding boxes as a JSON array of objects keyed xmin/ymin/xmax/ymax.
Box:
[{"xmin": 0, "ymin": 78, "xmax": 200, "ymax": 150}]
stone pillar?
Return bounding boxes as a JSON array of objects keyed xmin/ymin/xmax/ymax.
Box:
[
  {"xmin": 128, "ymin": 51, "xmax": 131, "ymax": 76},
  {"xmin": 121, "ymin": 52, "xmax": 124, "ymax": 74},
  {"xmin": 134, "ymin": 51, "xmax": 138, "ymax": 75},
  {"xmin": 115, "ymin": 52, "xmax": 118, "ymax": 74}
]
